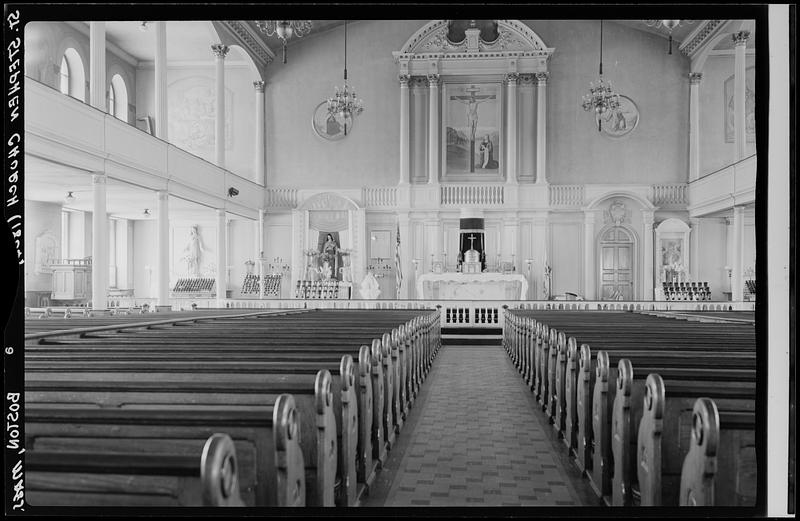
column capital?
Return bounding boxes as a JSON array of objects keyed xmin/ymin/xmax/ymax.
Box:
[
  {"xmin": 253, "ymin": 80, "xmax": 265, "ymax": 92},
  {"xmin": 211, "ymin": 43, "xmax": 230, "ymax": 58},
  {"xmin": 732, "ymin": 30, "xmax": 751, "ymax": 46},
  {"xmin": 688, "ymin": 72, "xmax": 703, "ymax": 85},
  {"xmin": 427, "ymin": 74, "xmax": 440, "ymax": 87},
  {"xmin": 398, "ymin": 74, "xmax": 410, "ymax": 87},
  {"xmin": 156, "ymin": 190, "xmax": 168, "ymax": 200},
  {"xmin": 92, "ymin": 172, "xmax": 107, "ymax": 184},
  {"xmin": 535, "ymin": 72, "xmax": 550, "ymax": 85},
  {"xmin": 641, "ymin": 210, "xmax": 655, "ymax": 226},
  {"xmin": 505, "ymin": 72, "xmax": 520, "ymax": 85}
]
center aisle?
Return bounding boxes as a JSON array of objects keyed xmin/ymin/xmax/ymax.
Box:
[{"xmin": 363, "ymin": 345, "xmax": 600, "ymax": 507}]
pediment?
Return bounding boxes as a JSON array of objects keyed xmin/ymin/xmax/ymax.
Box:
[{"xmin": 398, "ymin": 20, "xmax": 553, "ymax": 56}]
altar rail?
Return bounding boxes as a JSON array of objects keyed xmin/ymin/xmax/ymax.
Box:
[
  {"xmin": 204, "ymin": 299, "xmax": 756, "ymax": 328},
  {"xmin": 440, "ymin": 184, "xmax": 504, "ymax": 206}
]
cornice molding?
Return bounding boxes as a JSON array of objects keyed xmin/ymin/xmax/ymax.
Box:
[
  {"xmin": 216, "ymin": 21, "xmax": 275, "ymax": 71},
  {"xmin": 679, "ymin": 20, "xmax": 725, "ymax": 57}
]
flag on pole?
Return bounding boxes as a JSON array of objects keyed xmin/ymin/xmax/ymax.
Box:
[{"xmin": 395, "ymin": 223, "xmax": 403, "ymax": 298}]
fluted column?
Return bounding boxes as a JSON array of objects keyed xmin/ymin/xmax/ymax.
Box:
[
  {"xmin": 731, "ymin": 206, "xmax": 744, "ymax": 300},
  {"xmin": 89, "ymin": 22, "xmax": 106, "ymax": 110},
  {"xmin": 91, "ymin": 173, "xmax": 108, "ymax": 309},
  {"xmin": 642, "ymin": 211, "xmax": 655, "ymax": 301},
  {"xmin": 154, "ymin": 21, "xmax": 168, "ymax": 139},
  {"xmin": 156, "ymin": 191, "xmax": 169, "ymax": 306},
  {"xmin": 688, "ymin": 73, "xmax": 702, "ymax": 181},
  {"xmin": 216, "ymin": 209, "xmax": 227, "ymax": 306},
  {"xmin": 733, "ymin": 31, "xmax": 750, "ymax": 160},
  {"xmin": 212, "ymin": 43, "xmax": 229, "ymax": 168},
  {"xmin": 583, "ymin": 210, "xmax": 596, "ymax": 300},
  {"xmin": 399, "ymin": 74, "xmax": 410, "ymax": 185},
  {"xmin": 427, "ymin": 74, "xmax": 440, "ymax": 185},
  {"xmin": 505, "ymin": 73, "xmax": 519, "ymax": 184},
  {"xmin": 535, "ymin": 72, "xmax": 548, "ymax": 184},
  {"xmin": 258, "ymin": 209, "xmax": 266, "ymax": 299},
  {"xmin": 254, "ymin": 80, "xmax": 266, "ymax": 185}
]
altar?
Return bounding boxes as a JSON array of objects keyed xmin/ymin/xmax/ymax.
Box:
[{"xmin": 416, "ymin": 273, "xmax": 528, "ymax": 300}]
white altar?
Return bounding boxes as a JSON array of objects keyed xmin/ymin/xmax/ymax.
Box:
[{"xmin": 416, "ymin": 273, "xmax": 528, "ymax": 300}]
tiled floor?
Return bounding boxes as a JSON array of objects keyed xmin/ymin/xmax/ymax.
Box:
[{"xmin": 363, "ymin": 345, "xmax": 600, "ymax": 507}]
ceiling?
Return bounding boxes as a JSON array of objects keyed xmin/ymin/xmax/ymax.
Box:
[
  {"xmin": 99, "ymin": 20, "xmax": 751, "ymax": 68},
  {"xmin": 25, "ymin": 156, "xmax": 218, "ymax": 220}
]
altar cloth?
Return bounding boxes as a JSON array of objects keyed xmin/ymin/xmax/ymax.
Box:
[{"xmin": 416, "ymin": 273, "xmax": 528, "ymax": 300}]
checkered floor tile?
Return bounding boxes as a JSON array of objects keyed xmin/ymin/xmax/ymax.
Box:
[{"xmin": 363, "ymin": 345, "xmax": 599, "ymax": 507}]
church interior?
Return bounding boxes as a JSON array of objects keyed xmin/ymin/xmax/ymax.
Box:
[{"xmin": 14, "ymin": 10, "xmax": 793, "ymax": 514}]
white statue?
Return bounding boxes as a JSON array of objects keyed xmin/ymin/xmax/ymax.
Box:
[
  {"xmin": 359, "ymin": 270, "xmax": 381, "ymax": 300},
  {"xmin": 319, "ymin": 261, "xmax": 333, "ymax": 281},
  {"xmin": 182, "ymin": 225, "xmax": 204, "ymax": 277}
]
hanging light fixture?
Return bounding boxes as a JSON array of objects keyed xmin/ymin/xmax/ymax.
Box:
[
  {"xmin": 64, "ymin": 191, "xmax": 75, "ymax": 203},
  {"xmin": 581, "ymin": 20, "xmax": 621, "ymax": 132},
  {"xmin": 644, "ymin": 20, "xmax": 695, "ymax": 54},
  {"xmin": 326, "ymin": 20, "xmax": 364, "ymax": 136},
  {"xmin": 143, "ymin": 208, "xmax": 151, "ymax": 217},
  {"xmin": 255, "ymin": 20, "xmax": 313, "ymax": 64}
]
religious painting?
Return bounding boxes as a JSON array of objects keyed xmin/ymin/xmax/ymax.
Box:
[
  {"xmin": 444, "ymin": 83, "xmax": 501, "ymax": 178},
  {"xmin": 317, "ymin": 231, "xmax": 342, "ymax": 281},
  {"xmin": 660, "ymin": 238, "xmax": 684, "ymax": 270},
  {"xmin": 34, "ymin": 231, "xmax": 57, "ymax": 274},
  {"xmin": 724, "ymin": 66, "xmax": 756, "ymax": 143},
  {"xmin": 312, "ymin": 101, "xmax": 349, "ymax": 141},
  {"xmin": 600, "ymin": 95, "xmax": 639, "ymax": 139},
  {"xmin": 168, "ymin": 76, "xmax": 233, "ymax": 157}
]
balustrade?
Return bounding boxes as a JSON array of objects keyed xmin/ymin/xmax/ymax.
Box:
[
  {"xmin": 440, "ymin": 184, "xmax": 504, "ymax": 206},
  {"xmin": 549, "ymin": 185, "xmax": 584, "ymax": 207}
]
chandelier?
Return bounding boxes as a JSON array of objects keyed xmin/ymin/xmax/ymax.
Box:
[
  {"xmin": 326, "ymin": 20, "xmax": 364, "ymax": 136},
  {"xmin": 255, "ymin": 20, "xmax": 313, "ymax": 64},
  {"xmin": 644, "ymin": 20, "xmax": 695, "ymax": 54},
  {"xmin": 581, "ymin": 20, "xmax": 620, "ymax": 132}
]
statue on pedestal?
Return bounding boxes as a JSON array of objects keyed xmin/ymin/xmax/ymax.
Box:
[{"xmin": 360, "ymin": 270, "xmax": 381, "ymax": 299}]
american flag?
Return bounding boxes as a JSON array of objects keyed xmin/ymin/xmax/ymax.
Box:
[{"xmin": 395, "ymin": 223, "xmax": 403, "ymax": 298}]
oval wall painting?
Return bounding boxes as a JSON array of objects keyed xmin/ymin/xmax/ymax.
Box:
[
  {"xmin": 312, "ymin": 101, "xmax": 352, "ymax": 141},
  {"xmin": 600, "ymin": 95, "xmax": 640, "ymax": 138}
]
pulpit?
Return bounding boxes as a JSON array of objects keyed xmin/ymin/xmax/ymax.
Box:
[{"xmin": 416, "ymin": 272, "xmax": 528, "ymax": 300}]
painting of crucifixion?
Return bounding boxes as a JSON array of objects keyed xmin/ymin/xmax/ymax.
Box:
[{"xmin": 446, "ymin": 83, "xmax": 500, "ymax": 175}]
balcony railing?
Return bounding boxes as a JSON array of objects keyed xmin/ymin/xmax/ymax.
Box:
[
  {"xmin": 549, "ymin": 184, "xmax": 585, "ymax": 207},
  {"xmin": 363, "ymin": 187, "xmax": 397, "ymax": 208},
  {"xmin": 265, "ymin": 188, "xmax": 298, "ymax": 209},
  {"xmin": 441, "ymin": 184, "xmax": 504, "ymax": 206},
  {"xmin": 651, "ymin": 183, "xmax": 688, "ymax": 206}
]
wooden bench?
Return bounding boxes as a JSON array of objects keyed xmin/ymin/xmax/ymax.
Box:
[
  {"xmin": 25, "ymin": 309, "xmax": 440, "ymax": 506},
  {"xmin": 26, "ymin": 433, "xmax": 245, "ymax": 507},
  {"xmin": 25, "ymin": 395, "xmax": 304, "ymax": 506},
  {"xmin": 502, "ymin": 310, "xmax": 757, "ymax": 507},
  {"xmin": 637, "ymin": 375, "xmax": 756, "ymax": 506}
]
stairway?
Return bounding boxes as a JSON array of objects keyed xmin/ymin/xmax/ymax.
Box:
[{"xmin": 441, "ymin": 326, "xmax": 503, "ymax": 347}]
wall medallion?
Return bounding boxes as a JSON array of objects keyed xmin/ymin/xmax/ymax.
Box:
[
  {"xmin": 600, "ymin": 95, "xmax": 639, "ymax": 139},
  {"xmin": 312, "ymin": 101, "xmax": 350, "ymax": 141}
]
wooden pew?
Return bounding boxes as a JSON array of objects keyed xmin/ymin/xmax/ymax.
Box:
[
  {"xmin": 638, "ymin": 376, "xmax": 756, "ymax": 506},
  {"xmin": 26, "ymin": 309, "xmax": 440, "ymax": 505},
  {"xmin": 25, "ymin": 395, "xmax": 305, "ymax": 506},
  {"xmin": 26, "ymin": 354, "xmax": 362, "ymax": 507},
  {"xmin": 502, "ymin": 310, "xmax": 757, "ymax": 505},
  {"xmin": 26, "ymin": 433, "xmax": 245, "ymax": 507}
]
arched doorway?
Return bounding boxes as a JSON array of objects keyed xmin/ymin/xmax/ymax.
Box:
[{"xmin": 598, "ymin": 226, "xmax": 636, "ymax": 300}]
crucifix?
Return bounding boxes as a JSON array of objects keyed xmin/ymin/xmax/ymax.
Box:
[
  {"xmin": 451, "ymin": 85, "xmax": 495, "ymax": 172},
  {"xmin": 467, "ymin": 233, "xmax": 477, "ymax": 250}
]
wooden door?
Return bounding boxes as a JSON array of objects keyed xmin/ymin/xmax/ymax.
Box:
[{"xmin": 599, "ymin": 228, "xmax": 634, "ymax": 300}]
